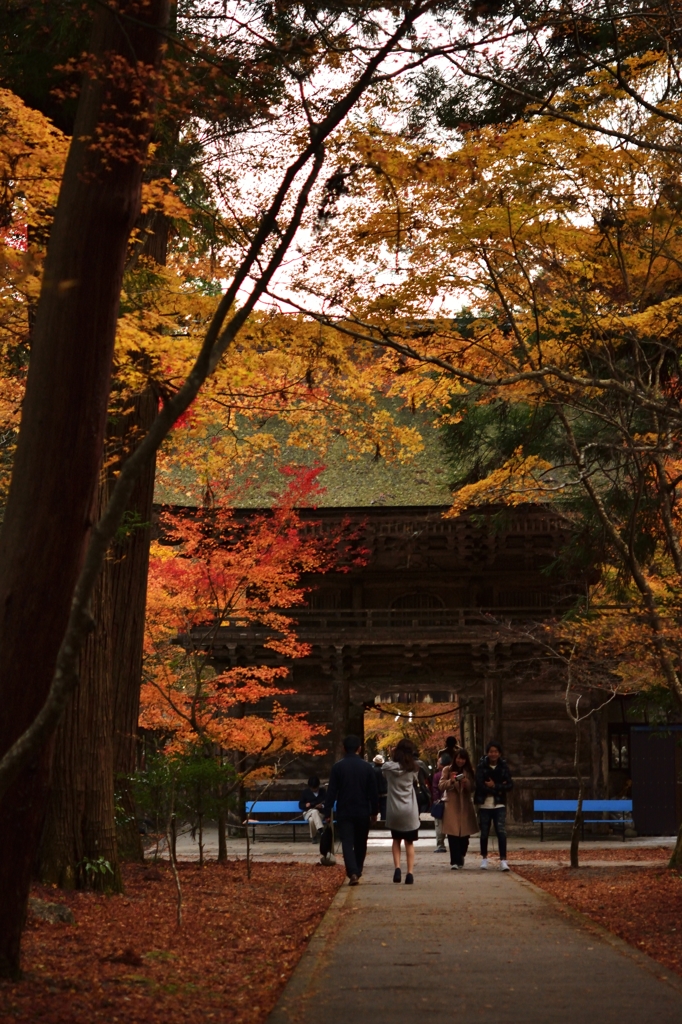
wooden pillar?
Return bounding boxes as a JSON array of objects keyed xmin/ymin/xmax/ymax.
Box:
[
  {"xmin": 462, "ymin": 710, "xmax": 476, "ymax": 759},
  {"xmin": 483, "ymin": 642, "xmax": 503, "ymax": 748},
  {"xmin": 590, "ymin": 709, "xmax": 609, "ymax": 799},
  {"xmin": 348, "ymin": 702, "xmax": 366, "ymax": 751},
  {"xmin": 330, "ymin": 645, "xmax": 349, "ymax": 761}
]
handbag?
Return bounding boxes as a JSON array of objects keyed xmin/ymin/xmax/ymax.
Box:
[
  {"xmin": 431, "ymin": 799, "xmax": 445, "ymax": 820},
  {"xmin": 414, "ymin": 777, "xmax": 431, "ymax": 813}
]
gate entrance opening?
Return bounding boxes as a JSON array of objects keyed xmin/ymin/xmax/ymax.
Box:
[{"xmin": 364, "ymin": 700, "xmax": 461, "ymax": 771}]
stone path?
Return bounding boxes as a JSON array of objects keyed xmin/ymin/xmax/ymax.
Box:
[{"xmin": 267, "ymin": 843, "xmax": 682, "ymax": 1024}]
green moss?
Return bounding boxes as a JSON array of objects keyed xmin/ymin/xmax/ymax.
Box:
[{"xmin": 155, "ymin": 412, "xmax": 453, "ymax": 508}]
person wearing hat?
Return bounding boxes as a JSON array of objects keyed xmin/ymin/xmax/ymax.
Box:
[{"xmin": 372, "ymin": 754, "xmax": 388, "ymax": 820}]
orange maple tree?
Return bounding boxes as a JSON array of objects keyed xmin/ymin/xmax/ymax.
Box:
[{"xmin": 140, "ymin": 466, "xmax": 363, "ymax": 781}]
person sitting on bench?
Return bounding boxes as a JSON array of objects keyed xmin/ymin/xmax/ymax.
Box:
[{"xmin": 299, "ymin": 776, "xmax": 327, "ymax": 842}]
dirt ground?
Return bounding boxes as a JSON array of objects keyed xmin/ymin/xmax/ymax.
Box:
[
  {"xmin": 0, "ymin": 860, "xmax": 344, "ymax": 1024},
  {"xmin": 514, "ymin": 860, "xmax": 682, "ymax": 978}
]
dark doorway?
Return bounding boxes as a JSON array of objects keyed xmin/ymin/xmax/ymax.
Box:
[{"xmin": 631, "ymin": 727, "xmax": 682, "ymax": 836}]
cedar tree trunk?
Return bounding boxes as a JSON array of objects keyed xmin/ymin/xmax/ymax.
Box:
[
  {"xmin": 38, "ymin": 472, "xmax": 120, "ymax": 891},
  {"xmin": 111, "ymin": 386, "xmax": 157, "ymax": 861},
  {"xmin": 0, "ymin": 0, "xmax": 169, "ymax": 978},
  {"xmin": 38, "ymin": 386, "xmax": 157, "ymax": 884},
  {"xmin": 39, "ymin": 384, "xmax": 156, "ymax": 887},
  {"xmin": 40, "ymin": 203, "xmax": 164, "ymax": 882},
  {"xmin": 113, "ymin": 217, "xmax": 166, "ymax": 863}
]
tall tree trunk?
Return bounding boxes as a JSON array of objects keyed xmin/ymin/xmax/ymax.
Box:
[
  {"xmin": 39, "ymin": 192, "xmax": 163, "ymax": 879},
  {"xmin": 670, "ymin": 824, "xmax": 682, "ymax": 872},
  {"xmin": 218, "ymin": 814, "xmax": 228, "ymax": 864},
  {"xmin": 113, "ymin": 214, "xmax": 166, "ymax": 861},
  {"xmin": 39, "ymin": 475, "xmax": 121, "ymax": 892},
  {"xmin": 112, "ymin": 387, "xmax": 157, "ymax": 862},
  {"xmin": 38, "ymin": 386, "xmax": 156, "ymax": 885},
  {"xmin": 0, "ymin": 0, "xmax": 169, "ymax": 978},
  {"xmin": 570, "ymin": 721, "xmax": 584, "ymax": 870}
]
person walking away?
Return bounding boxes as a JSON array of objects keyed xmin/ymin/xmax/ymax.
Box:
[
  {"xmin": 324, "ymin": 736, "xmax": 379, "ymax": 886},
  {"xmin": 299, "ymin": 775, "xmax": 327, "ymax": 842},
  {"xmin": 383, "ymin": 738, "xmax": 420, "ymax": 884},
  {"xmin": 431, "ymin": 754, "xmax": 451, "ymax": 853},
  {"xmin": 439, "ymin": 748, "xmax": 477, "ymax": 869},
  {"xmin": 474, "ymin": 741, "xmax": 513, "ymax": 871},
  {"xmin": 372, "ymin": 755, "xmax": 388, "ymax": 820}
]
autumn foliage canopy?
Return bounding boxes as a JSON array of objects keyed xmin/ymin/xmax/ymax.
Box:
[{"xmin": 140, "ymin": 467, "xmax": 363, "ymax": 774}]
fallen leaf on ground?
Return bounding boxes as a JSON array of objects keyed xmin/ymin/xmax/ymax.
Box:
[
  {"xmin": 1, "ymin": 860, "xmax": 344, "ymax": 1024},
  {"xmin": 511, "ymin": 847, "xmax": 671, "ymax": 863},
  {"xmin": 515, "ymin": 864, "xmax": 682, "ymax": 977}
]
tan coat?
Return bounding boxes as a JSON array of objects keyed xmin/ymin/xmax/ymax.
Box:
[{"xmin": 439, "ymin": 767, "xmax": 478, "ymax": 837}]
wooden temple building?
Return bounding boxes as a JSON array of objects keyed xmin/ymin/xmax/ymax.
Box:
[
  {"xmin": 160, "ymin": 421, "xmax": 681, "ymax": 832},
  {"xmin": 198, "ymin": 502, "xmax": 619, "ymax": 826}
]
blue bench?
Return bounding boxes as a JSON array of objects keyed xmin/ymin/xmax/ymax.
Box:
[
  {"xmin": 245, "ymin": 800, "xmax": 310, "ymax": 842},
  {"xmin": 533, "ymin": 800, "xmax": 634, "ymax": 841}
]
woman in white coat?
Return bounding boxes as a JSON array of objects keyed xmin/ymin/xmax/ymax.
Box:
[{"xmin": 382, "ymin": 738, "xmax": 420, "ymax": 884}]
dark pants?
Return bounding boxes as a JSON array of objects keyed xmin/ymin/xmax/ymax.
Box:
[
  {"xmin": 447, "ymin": 834, "xmax": 470, "ymax": 866},
  {"xmin": 478, "ymin": 807, "xmax": 507, "ymax": 859},
  {"xmin": 337, "ymin": 816, "xmax": 370, "ymax": 878}
]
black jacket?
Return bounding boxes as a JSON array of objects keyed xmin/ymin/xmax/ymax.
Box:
[
  {"xmin": 474, "ymin": 756, "xmax": 513, "ymax": 806},
  {"xmin": 323, "ymin": 754, "xmax": 379, "ymax": 820},
  {"xmin": 298, "ymin": 787, "xmax": 326, "ymax": 812},
  {"xmin": 373, "ymin": 764, "xmax": 388, "ymax": 797}
]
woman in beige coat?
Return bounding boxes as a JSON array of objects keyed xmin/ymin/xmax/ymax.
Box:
[{"xmin": 438, "ymin": 748, "xmax": 477, "ymax": 869}]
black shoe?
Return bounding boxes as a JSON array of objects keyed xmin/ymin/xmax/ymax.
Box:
[
  {"xmin": 393, "ymin": 868, "xmax": 401, "ymax": 883},
  {"xmin": 349, "ymin": 874, "xmax": 359, "ymax": 886},
  {"xmin": 405, "ymin": 873, "xmax": 414, "ymax": 884}
]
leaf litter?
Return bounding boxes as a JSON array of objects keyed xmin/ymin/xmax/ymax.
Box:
[
  {"xmin": 515, "ymin": 863, "xmax": 682, "ymax": 978},
  {"xmin": 511, "ymin": 846, "xmax": 672, "ymax": 863},
  {"xmin": 0, "ymin": 861, "xmax": 344, "ymax": 1023}
]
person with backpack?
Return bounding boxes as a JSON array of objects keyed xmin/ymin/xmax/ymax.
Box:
[
  {"xmin": 474, "ymin": 741, "xmax": 513, "ymax": 871},
  {"xmin": 382, "ymin": 738, "xmax": 421, "ymax": 884},
  {"xmin": 439, "ymin": 748, "xmax": 477, "ymax": 869},
  {"xmin": 323, "ymin": 735, "xmax": 379, "ymax": 886}
]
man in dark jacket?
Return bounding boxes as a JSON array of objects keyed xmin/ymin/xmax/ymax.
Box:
[
  {"xmin": 298, "ymin": 776, "xmax": 327, "ymax": 842},
  {"xmin": 474, "ymin": 741, "xmax": 513, "ymax": 872},
  {"xmin": 324, "ymin": 735, "xmax": 379, "ymax": 885}
]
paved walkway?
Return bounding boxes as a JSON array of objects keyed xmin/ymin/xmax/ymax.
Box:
[
  {"xmin": 169, "ymin": 826, "xmax": 674, "ymax": 864},
  {"xmin": 267, "ymin": 843, "xmax": 682, "ymax": 1024}
]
